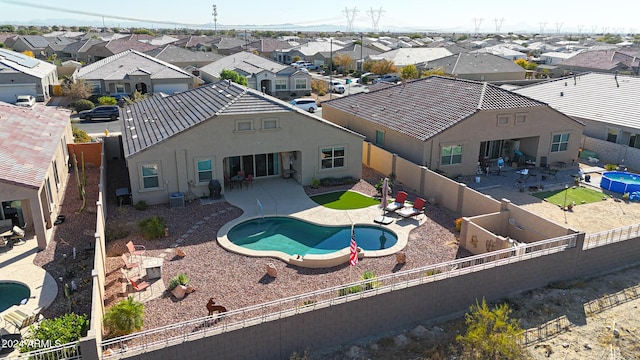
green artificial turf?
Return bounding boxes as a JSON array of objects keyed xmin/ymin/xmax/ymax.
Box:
[
  {"xmin": 531, "ymin": 186, "xmax": 608, "ymax": 207},
  {"xmin": 310, "ymin": 191, "xmax": 381, "ymax": 210}
]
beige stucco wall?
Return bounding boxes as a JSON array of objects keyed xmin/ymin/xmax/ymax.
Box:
[
  {"xmin": 324, "ymin": 105, "xmax": 584, "ymax": 177},
  {"xmin": 127, "ymin": 111, "xmax": 363, "ymax": 205}
]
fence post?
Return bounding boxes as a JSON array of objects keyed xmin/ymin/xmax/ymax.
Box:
[{"xmin": 79, "ymin": 329, "xmax": 100, "ymax": 360}]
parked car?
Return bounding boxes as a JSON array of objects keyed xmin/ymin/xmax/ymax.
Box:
[
  {"xmin": 374, "ymin": 74, "xmax": 401, "ymax": 84},
  {"xmin": 78, "ymin": 105, "xmax": 120, "ymax": 121},
  {"xmin": 290, "ymin": 60, "xmax": 306, "ymax": 67},
  {"xmin": 302, "ymin": 63, "xmax": 319, "ymax": 70},
  {"xmin": 289, "ymin": 98, "xmax": 318, "ymax": 113},
  {"xmin": 328, "ymin": 80, "xmax": 346, "ymax": 94},
  {"xmin": 14, "ymin": 95, "xmax": 36, "ymax": 107}
]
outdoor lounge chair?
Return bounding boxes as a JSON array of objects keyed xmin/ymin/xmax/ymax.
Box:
[
  {"xmin": 3, "ymin": 309, "xmax": 39, "ymax": 334},
  {"xmin": 121, "ymin": 254, "xmax": 140, "ymax": 271},
  {"xmin": 126, "ymin": 241, "xmax": 146, "ymax": 260},
  {"xmin": 384, "ymin": 191, "xmax": 408, "ymax": 212},
  {"xmin": 397, "ymin": 197, "xmax": 426, "ymax": 219},
  {"xmin": 129, "ymin": 278, "xmax": 151, "ymax": 293}
]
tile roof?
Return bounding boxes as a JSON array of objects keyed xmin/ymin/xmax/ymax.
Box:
[
  {"xmin": 368, "ymin": 48, "xmax": 452, "ymax": 66},
  {"xmin": 122, "ymin": 81, "xmax": 291, "ymax": 156},
  {"xmin": 21, "ymin": 35, "xmax": 50, "ymax": 49},
  {"xmin": 145, "ymin": 45, "xmax": 224, "ymax": 64},
  {"xmin": 199, "ymin": 51, "xmax": 288, "ymax": 79},
  {"xmin": 514, "ymin": 72, "xmax": 640, "ymax": 130},
  {"xmin": 558, "ymin": 50, "xmax": 639, "ymax": 70},
  {"xmin": 322, "ymin": 76, "xmax": 546, "ymax": 141},
  {"xmin": 0, "ymin": 103, "xmax": 71, "ymax": 188},
  {"xmin": 76, "ymin": 49, "xmax": 197, "ymax": 81},
  {"xmin": 425, "ymin": 53, "xmax": 526, "ymax": 75}
]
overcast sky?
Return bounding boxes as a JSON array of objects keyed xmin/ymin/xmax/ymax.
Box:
[{"xmin": 0, "ymin": 0, "xmax": 637, "ymax": 34}]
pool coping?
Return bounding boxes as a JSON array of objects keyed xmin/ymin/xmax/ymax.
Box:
[{"xmin": 218, "ymin": 179, "xmax": 420, "ymax": 268}]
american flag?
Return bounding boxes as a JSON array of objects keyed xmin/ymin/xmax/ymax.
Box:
[{"xmin": 349, "ymin": 224, "xmax": 358, "ymax": 266}]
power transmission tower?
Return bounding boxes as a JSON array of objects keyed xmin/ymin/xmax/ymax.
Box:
[
  {"xmin": 591, "ymin": 25, "xmax": 598, "ymax": 34},
  {"xmin": 212, "ymin": 4, "xmax": 218, "ymax": 35},
  {"xmin": 473, "ymin": 17, "xmax": 483, "ymax": 35},
  {"xmin": 494, "ymin": 17, "xmax": 504, "ymax": 33},
  {"xmin": 342, "ymin": 7, "xmax": 358, "ymax": 32},
  {"xmin": 539, "ymin": 21, "xmax": 547, "ymax": 34},
  {"xmin": 555, "ymin": 22, "xmax": 563, "ymax": 34},
  {"xmin": 367, "ymin": 7, "xmax": 384, "ymax": 33},
  {"xmin": 577, "ymin": 25, "xmax": 584, "ymax": 35}
]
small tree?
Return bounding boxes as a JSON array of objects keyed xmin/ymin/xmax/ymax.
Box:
[
  {"xmin": 21, "ymin": 50, "xmax": 34, "ymax": 58},
  {"xmin": 420, "ymin": 67, "xmax": 446, "ymax": 77},
  {"xmin": 456, "ymin": 298, "xmax": 524, "ymax": 360},
  {"xmin": 333, "ymin": 53, "xmax": 355, "ymax": 71},
  {"xmin": 98, "ymin": 96, "xmax": 117, "ymax": 105},
  {"xmin": 62, "ymin": 79, "xmax": 92, "ymax": 100},
  {"xmin": 72, "ymin": 126, "xmax": 91, "ymax": 143},
  {"xmin": 370, "ymin": 59, "xmax": 397, "ymax": 75},
  {"xmin": 400, "ymin": 64, "xmax": 419, "ymax": 80},
  {"xmin": 220, "ymin": 69, "xmax": 248, "ymax": 86},
  {"xmin": 311, "ymin": 78, "xmax": 328, "ymax": 96},
  {"xmin": 103, "ymin": 297, "xmax": 145, "ymax": 338},
  {"xmin": 139, "ymin": 216, "xmax": 166, "ymax": 240},
  {"xmin": 291, "ymin": 55, "xmax": 302, "ymax": 63}
]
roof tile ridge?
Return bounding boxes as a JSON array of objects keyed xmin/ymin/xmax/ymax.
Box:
[{"xmin": 477, "ymin": 82, "xmax": 487, "ymax": 109}]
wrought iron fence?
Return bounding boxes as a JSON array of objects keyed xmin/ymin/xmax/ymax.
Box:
[
  {"xmin": 7, "ymin": 341, "xmax": 81, "ymax": 360},
  {"xmin": 101, "ymin": 234, "xmax": 577, "ymax": 357},
  {"xmin": 583, "ymin": 223, "xmax": 640, "ymax": 249}
]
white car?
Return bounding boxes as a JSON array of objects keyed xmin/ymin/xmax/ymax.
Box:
[
  {"xmin": 289, "ymin": 98, "xmax": 318, "ymax": 113},
  {"xmin": 328, "ymin": 80, "xmax": 346, "ymax": 94},
  {"xmin": 15, "ymin": 95, "xmax": 36, "ymax": 107},
  {"xmin": 374, "ymin": 74, "xmax": 401, "ymax": 84}
]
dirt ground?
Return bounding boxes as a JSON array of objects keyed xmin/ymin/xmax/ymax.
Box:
[{"xmin": 316, "ymin": 183, "xmax": 640, "ymax": 360}]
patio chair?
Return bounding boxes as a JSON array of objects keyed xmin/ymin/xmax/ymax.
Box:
[
  {"xmin": 243, "ymin": 174, "xmax": 254, "ymax": 189},
  {"xmin": 3, "ymin": 309, "xmax": 40, "ymax": 334},
  {"xmin": 126, "ymin": 241, "xmax": 146, "ymax": 260},
  {"xmin": 397, "ymin": 197, "xmax": 426, "ymax": 219},
  {"xmin": 0, "ymin": 237, "xmax": 7, "ymax": 247},
  {"xmin": 121, "ymin": 253, "xmax": 140, "ymax": 271},
  {"xmin": 129, "ymin": 278, "xmax": 151, "ymax": 293},
  {"xmin": 8, "ymin": 226, "xmax": 25, "ymax": 241},
  {"xmin": 120, "ymin": 268, "xmax": 141, "ymax": 284},
  {"xmin": 384, "ymin": 191, "xmax": 408, "ymax": 213}
]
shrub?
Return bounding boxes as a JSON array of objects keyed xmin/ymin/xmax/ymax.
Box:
[
  {"xmin": 98, "ymin": 96, "xmax": 117, "ymax": 105},
  {"xmin": 456, "ymin": 298, "xmax": 525, "ymax": 359},
  {"xmin": 319, "ymin": 176, "xmax": 358, "ymax": 187},
  {"xmin": 604, "ymin": 164, "xmax": 618, "ymax": 171},
  {"xmin": 168, "ymin": 272, "xmax": 190, "ymax": 291},
  {"xmin": 134, "ymin": 200, "xmax": 148, "ymax": 210},
  {"xmin": 374, "ymin": 178, "xmax": 393, "ymax": 196},
  {"xmin": 312, "ymin": 178, "xmax": 320, "ymax": 188},
  {"xmin": 19, "ymin": 313, "xmax": 88, "ymax": 353},
  {"xmin": 72, "ymin": 126, "xmax": 91, "ymax": 143},
  {"xmin": 73, "ymin": 99, "xmax": 94, "ymax": 112},
  {"xmin": 455, "ymin": 217, "xmax": 462, "ymax": 232},
  {"xmin": 103, "ymin": 297, "xmax": 144, "ymax": 338},
  {"xmin": 360, "ymin": 271, "xmax": 380, "ymax": 290},
  {"xmin": 338, "ymin": 284, "xmax": 362, "ymax": 296},
  {"xmin": 138, "ymin": 216, "xmax": 166, "ymax": 240}
]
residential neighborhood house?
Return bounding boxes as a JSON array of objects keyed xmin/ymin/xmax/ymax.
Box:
[
  {"xmin": 0, "ymin": 102, "xmax": 73, "ymax": 250},
  {"xmin": 74, "ymin": 49, "xmax": 203, "ymax": 96},
  {"xmin": 420, "ymin": 52, "xmax": 527, "ymax": 81},
  {"xmin": 321, "ymin": 76, "xmax": 584, "ymax": 176},
  {"xmin": 0, "ymin": 48, "xmax": 58, "ymax": 103},
  {"xmin": 120, "ymin": 81, "xmax": 363, "ymax": 205}
]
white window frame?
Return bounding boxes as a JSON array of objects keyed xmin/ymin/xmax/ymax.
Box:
[
  {"xmin": 496, "ymin": 115, "xmax": 509, "ymax": 126},
  {"xmin": 236, "ymin": 120, "xmax": 253, "ymax": 132},
  {"xmin": 262, "ymin": 118, "xmax": 278, "ymax": 130},
  {"xmin": 115, "ymin": 83, "xmax": 126, "ymax": 93},
  {"xmin": 141, "ymin": 163, "xmax": 161, "ymax": 189},
  {"xmin": 550, "ymin": 133, "xmax": 569, "ymax": 153},
  {"xmin": 320, "ymin": 146, "xmax": 345, "ymax": 170},
  {"xmin": 441, "ymin": 145, "xmax": 463, "ymax": 165},
  {"xmin": 515, "ymin": 114, "xmax": 526, "ymax": 125},
  {"xmin": 275, "ymin": 79, "xmax": 287, "ymax": 90},
  {"xmin": 196, "ymin": 158, "xmax": 213, "ymax": 184},
  {"xmin": 295, "ymin": 78, "xmax": 307, "ymax": 89}
]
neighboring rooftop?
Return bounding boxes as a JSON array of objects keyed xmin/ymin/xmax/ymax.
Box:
[
  {"xmin": 76, "ymin": 49, "xmax": 197, "ymax": 80},
  {"xmin": 199, "ymin": 51, "xmax": 288, "ymax": 78},
  {"xmin": 323, "ymin": 76, "xmax": 547, "ymax": 141},
  {"xmin": 368, "ymin": 47, "xmax": 452, "ymax": 66},
  {"xmin": 0, "ymin": 48, "xmax": 56, "ymax": 78},
  {"xmin": 0, "ymin": 103, "xmax": 71, "ymax": 188},
  {"xmin": 514, "ymin": 72, "xmax": 640, "ymax": 129}
]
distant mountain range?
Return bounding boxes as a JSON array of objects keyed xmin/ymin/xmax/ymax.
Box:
[{"xmin": 3, "ymin": 17, "xmax": 545, "ymax": 35}]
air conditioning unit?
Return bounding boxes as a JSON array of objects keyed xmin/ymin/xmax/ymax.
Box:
[{"xmin": 169, "ymin": 192, "xmax": 184, "ymax": 208}]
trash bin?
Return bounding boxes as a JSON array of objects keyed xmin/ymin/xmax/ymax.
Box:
[
  {"xmin": 475, "ymin": 176, "xmax": 481, "ymax": 183},
  {"xmin": 208, "ymin": 179, "xmax": 222, "ymax": 199},
  {"xmin": 116, "ymin": 188, "xmax": 132, "ymax": 206}
]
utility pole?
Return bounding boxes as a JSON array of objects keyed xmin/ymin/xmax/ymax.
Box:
[
  {"xmin": 212, "ymin": 4, "xmax": 218, "ymax": 35},
  {"xmin": 359, "ymin": 33, "xmax": 363, "ymax": 72},
  {"xmin": 329, "ymin": 38, "xmax": 333, "ymax": 100}
]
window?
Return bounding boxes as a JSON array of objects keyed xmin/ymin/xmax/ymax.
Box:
[
  {"xmin": 115, "ymin": 83, "xmax": 126, "ymax": 93},
  {"xmin": 515, "ymin": 114, "xmax": 526, "ymax": 125},
  {"xmin": 606, "ymin": 128, "xmax": 618, "ymax": 143},
  {"xmin": 85, "ymin": 81, "xmax": 101, "ymax": 94},
  {"xmin": 45, "ymin": 178, "xmax": 54, "ymax": 209},
  {"xmin": 275, "ymin": 79, "xmax": 286, "ymax": 90},
  {"xmin": 141, "ymin": 163, "xmax": 160, "ymax": 189},
  {"xmin": 295, "ymin": 79, "xmax": 307, "ymax": 89},
  {"xmin": 629, "ymin": 134, "xmax": 640, "ymax": 149},
  {"xmin": 551, "ymin": 133, "xmax": 569, "ymax": 152},
  {"xmin": 262, "ymin": 118, "xmax": 278, "ymax": 129},
  {"xmin": 375, "ymin": 130, "xmax": 384, "ymax": 146},
  {"xmin": 52, "ymin": 160, "xmax": 60, "ymax": 188},
  {"xmin": 321, "ymin": 146, "xmax": 345, "ymax": 169},
  {"xmin": 497, "ymin": 115, "xmax": 509, "ymax": 126},
  {"xmin": 236, "ymin": 120, "xmax": 253, "ymax": 131},
  {"xmin": 197, "ymin": 159, "xmax": 213, "ymax": 183},
  {"xmin": 441, "ymin": 145, "xmax": 463, "ymax": 165}
]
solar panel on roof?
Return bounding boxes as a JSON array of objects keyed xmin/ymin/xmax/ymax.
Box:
[{"xmin": 0, "ymin": 48, "xmax": 40, "ymax": 68}]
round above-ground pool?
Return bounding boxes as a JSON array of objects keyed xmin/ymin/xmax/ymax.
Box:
[
  {"xmin": 227, "ymin": 217, "xmax": 398, "ymax": 256},
  {"xmin": 0, "ymin": 282, "xmax": 30, "ymax": 312},
  {"xmin": 600, "ymin": 171, "xmax": 640, "ymax": 194}
]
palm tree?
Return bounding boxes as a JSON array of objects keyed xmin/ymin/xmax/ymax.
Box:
[{"xmin": 103, "ymin": 296, "xmax": 145, "ymax": 337}]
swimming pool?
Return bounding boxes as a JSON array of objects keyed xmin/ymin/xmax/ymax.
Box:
[
  {"xmin": 600, "ymin": 171, "xmax": 640, "ymax": 194},
  {"xmin": 227, "ymin": 217, "xmax": 398, "ymax": 256},
  {"xmin": 0, "ymin": 282, "xmax": 31, "ymax": 312}
]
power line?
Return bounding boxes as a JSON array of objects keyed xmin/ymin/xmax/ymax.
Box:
[{"xmin": 342, "ymin": 7, "xmax": 358, "ymax": 32}]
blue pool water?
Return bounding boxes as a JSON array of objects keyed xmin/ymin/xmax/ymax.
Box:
[
  {"xmin": 227, "ymin": 217, "xmax": 398, "ymax": 256},
  {"xmin": 0, "ymin": 282, "xmax": 30, "ymax": 312},
  {"xmin": 600, "ymin": 171, "xmax": 640, "ymax": 194}
]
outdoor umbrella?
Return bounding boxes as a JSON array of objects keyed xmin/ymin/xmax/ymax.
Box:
[{"xmin": 380, "ymin": 177, "xmax": 389, "ymax": 215}]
